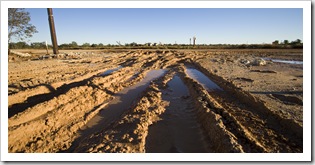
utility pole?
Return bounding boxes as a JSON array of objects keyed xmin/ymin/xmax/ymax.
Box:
[{"xmin": 47, "ymin": 8, "xmax": 59, "ymax": 54}]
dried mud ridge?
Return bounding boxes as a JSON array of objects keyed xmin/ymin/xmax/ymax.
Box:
[{"xmin": 8, "ymin": 50, "xmax": 302, "ymax": 153}]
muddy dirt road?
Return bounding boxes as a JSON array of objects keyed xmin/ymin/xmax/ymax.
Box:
[{"xmin": 8, "ymin": 49, "xmax": 303, "ymax": 153}]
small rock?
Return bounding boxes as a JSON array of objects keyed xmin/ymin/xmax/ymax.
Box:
[
  {"xmin": 105, "ymin": 145, "xmax": 111, "ymax": 150},
  {"xmin": 240, "ymin": 59, "xmax": 250, "ymax": 65},
  {"xmin": 253, "ymin": 58, "xmax": 267, "ymax": 66},
  {"xmin": 128, "ymin": 137, "xmax": 134, "ymax": 142},
  {"xmin": 211, "ymin": 59, "xmax": 218, "ymax": 62}
]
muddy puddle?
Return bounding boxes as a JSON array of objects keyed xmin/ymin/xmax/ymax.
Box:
[
  {"xmin": 185, "ymin": 68, "xmax": 223, "ymax": 92},
  {"xmin": 100, "ymin": 65, "xmax": 123, "ymax": 76},
  {"xmin": 66, "ymin": 69, "xmax": 166, "ymax": 152},
  {"xmin": 145, "ymin": 75, "xmax": 209, "ymax": 153},
  {"xmin": 262, "ymin": 58, "xmax": 303, "ymax": 65}
]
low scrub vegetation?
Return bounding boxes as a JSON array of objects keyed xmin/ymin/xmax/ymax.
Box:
[{"xmin": 9, "ymin": 39, "xmax": 303, "ymax": 50}]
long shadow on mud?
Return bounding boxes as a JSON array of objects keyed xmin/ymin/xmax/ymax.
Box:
[
  {"xmin": 62, "ymin": 70, "xmax": 166, "ymax": 152},
  {"xmin": 8, "ymin": 74, "xmax": 104, "ymax": 118},
  {"xmin": 62, "ymin": 83, "xmax": 148, "ymax": 153},
  {"xmin": 119, "ymin": 58, "xmax": 137, "ymax": 67},
  {"xmin": 9, "ymin": 82, "xmax": 58, "ymax": 96}
]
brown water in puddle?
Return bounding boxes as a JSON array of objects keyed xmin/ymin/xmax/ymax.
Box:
[
  {"xmin": 100, "ymin": 65, "xmax": 123, "ymax": 76},
  {"xmin": 145, "ymin": 75, "xmax": 209, "ymax": 153},
  {"xmin": 186, "ymin": 67, "xmax": 223, "ymax": 92},
  {"xmin": 262, "ymin": 58, "xmax": 303, "ymax": 65},
  {"xmin": 84, "ymin": 69, "xmax": 166, "ymax": 129}
]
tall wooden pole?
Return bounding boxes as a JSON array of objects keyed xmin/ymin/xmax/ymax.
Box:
[{"xmin": 47, "ymin": 8, "xmax": 59, "ymax": 54}]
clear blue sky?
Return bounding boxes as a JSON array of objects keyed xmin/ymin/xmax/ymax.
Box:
[{"xmin": 21, "ymin": 8, "xmax": 303, "ymax": 45}]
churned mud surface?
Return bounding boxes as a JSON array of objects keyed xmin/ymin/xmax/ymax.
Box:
[{"xmin": 8, "ymin": 49, "xmax": 303, "ymax": 153}]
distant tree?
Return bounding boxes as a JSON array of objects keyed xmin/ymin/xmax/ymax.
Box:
[
  {"xmin": 82, "ymin": 43, "xmax": 90, "ymax": 47},
  {"xmin": 31, "ymin": 42, "xmax": 46, "ymax": 49},
  {"xmin": 98, "ymin": 43, "xmax": 104, "ymax": 47},
  {"xmin": 291, "ymin": 39, "xmax": 302, "ymax": 45},
  {"xmin": 10, "ymin": 41, "xmax": 30, "ymax": 49},
  {"xmin": 272, "ymin": 40, "xmax": 279, "ymax": 45},
  {"xmin": 8, "ymin": 8, "xmax": 37, "ymax": 52},
  {"xmin": 59, "ymin": 43, "xmax": 70, "ymax": 49},
  {"xmin": 130, "ymin": 42, "xmax": 138, "ymax": 46},
  {"xmin": 295, "ymin": 39, "xmax": 302, "ymax": 44},
  {"xmin": 283, "ymin": 40, "xmax": 289, "ymax": 45},
  {"xmin": 289, "ymin": 39, "xmax": 302, "ymax": 48},
  {"xmin": 91, "ymin": 43, "xmax": 98, "ymax": 47},
  {"xmin": 69, "ymin": 41, "xmax": 78, "ymax": 47}
]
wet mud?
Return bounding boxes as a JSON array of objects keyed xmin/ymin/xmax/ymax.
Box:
[
  {"xmin": 145, "ymin": 74, "xmax": 209, "ymax": 153},
  {"xmin": 8, "ymin": 49, "xmax": 303, "ymax": 153}
]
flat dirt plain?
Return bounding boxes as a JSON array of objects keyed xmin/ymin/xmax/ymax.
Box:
[{"xmin": 8, "ymin": 49, "xmax": 303, "ymax": 153}]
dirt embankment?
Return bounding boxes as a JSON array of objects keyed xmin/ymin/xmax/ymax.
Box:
[{"xmin": 8, "ymin": 49, "xmax": 303, "ymax": 153}]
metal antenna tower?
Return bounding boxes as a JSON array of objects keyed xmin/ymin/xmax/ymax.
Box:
[{"xmin": 193, "ymin": 36, "xmax": 196, "ymax": 46}]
